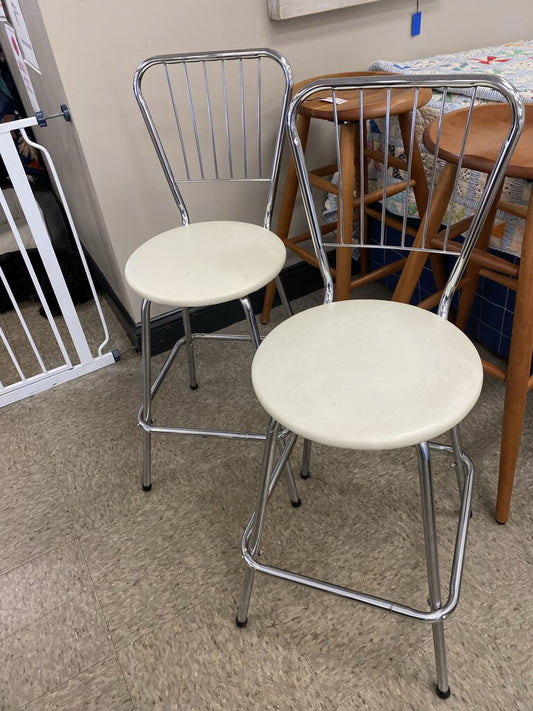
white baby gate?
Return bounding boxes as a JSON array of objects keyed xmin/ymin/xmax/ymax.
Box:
[{"xmin": 0, "ymin": 112, "xmax": 117, "ymax": 407}]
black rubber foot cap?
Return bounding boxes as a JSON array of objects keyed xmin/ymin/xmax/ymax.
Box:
[
  {"xmin": 436, "ymin": 685, "xmax": 451, "ymax": 699},
  {"xmin": 291, "ymin": 498, "xmax": 302, "ymax": 508},
  {"xmin": 190, "ymin": 384, "xmax": 198, "ymax": 390},
  {"xmin": 300, "ymin": 472, "xmax": 310, "ymax": 479},
  {"xmin": 142, "ymin": 483, "xmax": 152, "ymax": 492},
  {"xmin": 235, "ymin": 616, "xmax": 248, "ymax": 628},
  {"xmin": 496, "ymin": 519, "xmax": 507, "ymax": 525}
]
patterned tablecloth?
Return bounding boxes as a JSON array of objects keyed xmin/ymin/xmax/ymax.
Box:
[{"xmin": 367, "ymin": 40, "xmax": 533, "ymax": 256}]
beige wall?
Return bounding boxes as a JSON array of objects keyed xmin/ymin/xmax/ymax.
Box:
[{"xmin": 13, "ymin": 0, "xmax": 533, "ymax": 319}]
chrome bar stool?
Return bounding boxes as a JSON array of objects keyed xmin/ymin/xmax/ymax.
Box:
[
  {"xmin": 236, "ymin": 73, "xmax": 523, "ymax": 697},
  {"xmin": 125, "ymin": 49, "xmax": 298, "ymax": 499}
]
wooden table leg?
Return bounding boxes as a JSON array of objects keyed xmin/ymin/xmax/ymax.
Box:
[{"xmin": 495, "ymin": 195, "xmax": 533, "ymax": 523}]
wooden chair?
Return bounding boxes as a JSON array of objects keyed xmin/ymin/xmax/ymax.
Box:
[
  {"xmin": 393, "ymin": 102, "xmax": 533, "ymax": 524},
  {"xmin": 261, "ymin": 71, "xmax": 432, "ymax": 323}
]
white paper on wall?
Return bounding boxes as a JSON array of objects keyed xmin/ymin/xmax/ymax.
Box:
[
  {"xmin": 4, "ymin": 22, "xmax": 40, "ymax": 112},
  {"xmin": 4, "ymin": 0, "xmax": 40, "ymax": 73}
]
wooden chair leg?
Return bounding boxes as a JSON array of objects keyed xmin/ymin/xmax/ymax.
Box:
[
  {"xmin": 495, "ymin": 199, "xmax": 533, "ymax": 523},
  {"xmin": 392, "ymin": 163, "xmax": 457, "ymax": 304},
  {"xmin": 455, "ymin": 197, "xmax": 501, "ymax": 330},
  {"xmin": 398, "ymin": 112, "xmax": 429, "ymax": 217},
  {"xmin": 261, "ymin": 281, "xmax": 278, "ymax": 324}
]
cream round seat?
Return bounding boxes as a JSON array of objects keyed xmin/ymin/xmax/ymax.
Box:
[
  {"xmin": 125, "ymin": 221, "xmax": 287, "ymax": 308},
  {"xmin": 252, "ymin": 299, "xmax": 483, "ymax": 451}
]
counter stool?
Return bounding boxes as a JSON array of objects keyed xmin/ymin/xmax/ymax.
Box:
[
  {"xmin": 237, "ymin": 74, "xmax": 522, "ymax": 698},
  {"xmin": 261, "ymin": 71, "xmax": 432, "ymax": 322},
  {"xmin": 125, "ymin": 48, "xmax": 299, "ymax": 499},
  {"xmin": 393, "ymin": 102, "xmax": 533, "ymax": 524}
]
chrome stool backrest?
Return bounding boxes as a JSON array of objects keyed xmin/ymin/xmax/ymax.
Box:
[
  {"xmin": 133, "ymin": 48, "xmax": 293, "ymax": 229},
  {"xmin": 287, "ymin": 73, "xmax": 524, "ymax": 317}
]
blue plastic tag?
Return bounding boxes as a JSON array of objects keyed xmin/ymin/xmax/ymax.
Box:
[{"xmin": 411, "ymin": 11, "xmax": 422, "ymax": 36}]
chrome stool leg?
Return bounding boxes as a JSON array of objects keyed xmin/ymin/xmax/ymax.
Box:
[
  {"xmin": 141, "ymin": 299, "xmax": 153, "ymax": 492},
  {"xmin": 241, "ymin": 296, "xmax": 300, "ymax": 507},
  {"xmin": 301, "ymin": 438, "xmax": 312, "ymax": 479},
  {"xmin": 240, "ymin": 296, "xmax": 262, "ymax": 350},
  {"xmin": 237, "ymin": 419, "xmax": 280, "ymax": 626},
  {"xmin": 275, "ymin": 274, "xmax": 293, "ymax": 319},
  {"xmin": 416, "ymin": 441, "xmax": 450, "ymax": 699},
  {"xmin": 451, "ymin": 425, "xmax": 466, "ymax": 498},
  {"xmin": 278, "ymin": 437, "xmax": 301, "ymax": 507},
  {"xmin": 182, "ymin": 307, "xmax": 198, "ymax": 390}
]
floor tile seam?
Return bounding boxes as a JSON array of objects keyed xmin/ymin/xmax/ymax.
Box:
[
  {"xmin": 77, "ymin": 533, "xmax": 123, "ymax": 655},
  {"xmin": 331, "ymin": 632, "xmax": 437, "ymax": 707},
  {"xmin": 73, "ymin": 480, "xmax": 228, "ymax": 542},
  {"xmin": 110, "ymin": 602, "xmax": 196, "ymax": 654},
  {"xmin": 106, "ymin": 629, "xmax": 137, "ymax": 711},
  {"xmin": 14, "ymin": 656, "xmax": 125, "ymax": 711},
  {"xmin": 0, "ymin": 533, "xmax": 78, "ymax": 579},
  {"xmin": 40, "ymin": 420, "xmax": 141, "ymax": 457},
  {"xmin": 0, "ymin": 450, "xmax": 56, "ymax": 482},
  {"xmin": 281, "ymin": 639, "xmax": 339, "ymax": 708},
  {"xmin": 0, "ymin": 581, "xmax": 116, "ymax": 647},
  {"xmin": 48, "ymin": 454, "xmax": 80, "ymax": 533},
  {"xmin": 464, "ymin": 570, "xmax": 530, "ymax": 615},
  {"xmin": 198, "ymin": 587, "xmax": 340, "ymax": 708}
]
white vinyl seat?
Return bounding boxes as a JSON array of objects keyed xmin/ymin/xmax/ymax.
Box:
[
  {"xmin": 237, "ymin": 73, "xmax": 524, "ymax": 699},
  {"xmin": 252, "ymin": 299, "xmax": 483, "ymax": 451},
  {"xmin": 126, "ymin": 49, "xmax": 298, "ymax": 497},
  {"xmin": 126, "ymin": 222, "xmax": 286, "ymax": 308}
]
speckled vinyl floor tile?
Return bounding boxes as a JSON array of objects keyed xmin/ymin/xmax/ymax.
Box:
[{"xmin": 0, "ymin": 293, "xmax": 531, "ymax": 709}]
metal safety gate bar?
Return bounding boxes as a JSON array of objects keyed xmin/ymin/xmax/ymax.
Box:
[{"xmin": 0, "ymin": 111, "xmax": 117, "ymax": 406}]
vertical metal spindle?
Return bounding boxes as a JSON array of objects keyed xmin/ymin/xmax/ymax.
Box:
[
  {"xmin": 203, "ymin": 61, "xmax": 219, "ymax": 179},
  {"xmin": 165, "ymin": 63, "xmax": 191, "ymax": 181},
  {"xmin": 402, "ymin": 87, "xmax": 419, "ymax": 244},
  {"xmin": 332, "ymin": 89, "xmax": 344, "ymax": 245},
  {"xmin": 442, "ymin": 89, "xmax": 478, "ymax": 252},
  {"xmin": 257, "ymin": 58, "xmax": 262, "ymax": 178},
  {"xmin": 380, "ymin": 89, "xmax": 392, "ymax": 246},
  {"xmin": 221, "ymin": 60, "xmax": 233, "ymax": 178},
  {"xmin": 240, "ymin": 59, "xmax": 247, "ymax": 178},
  {"xmin": 184, "ymin": 62, "xmax": 205, "ymax": 178},
  {"xmin": 358, "ymin": 89, "xmax": 366, "ymax": 247},
  {"xmin": 422, "ymin": 86, "xmax": 449, "ymax": 251}
]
